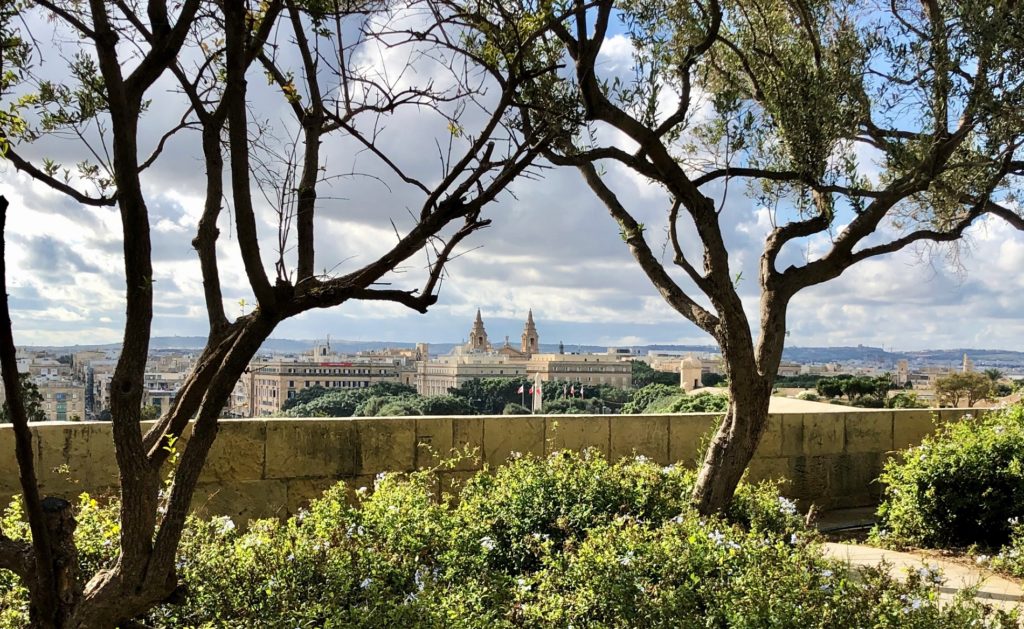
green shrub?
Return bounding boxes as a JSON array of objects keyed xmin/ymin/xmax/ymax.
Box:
[
  {"xmin": 621, "ymin": 383, "xmax": 678, "ymax": 413},
  {"xmin": 887, "ymin": 392, "xmax": 928, "ymax": 409},
  {"xmin": 1, "ymin": 451, "xmax": 1017, "ymax": 628},
  {"xmin": 873, "ymin": 405, "xmax": 1024, "ymax": 549},
  {"xmin": 647, "ymin": 391, "xmax": 728, "ymax": 413},
  {"xmin": 502, "ymin": 402, "xmax": 530, "ymax": 415}
]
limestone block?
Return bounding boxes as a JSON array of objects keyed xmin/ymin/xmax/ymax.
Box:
[
  {"xmin": 831, "ymin": 452, "xmax": 885, "ymax": 504},
  {"xmin": 788, "ymin": 455, "xmax": 839, "ymax": 503},
  {"xmin": 844, "ymin": 411, "xmax": 893, "ymax": 454},
  {"xmin": 483, "ymin": 417, "xmax": 544, "ymax": 466},
  {"xmin": 779, "ymin": 413, "xmax": 805, "ymax": 456},
  {"xmin": 35, "ymin": 423, "xmax": 118, "ymax": 498},
  {"xmin": 200, "ymin": 420, "xmax": 266, "ymax": 482},
  {"xmin": 452, "ymin": 417, "xmax": 484, "ymax": 471},
  {"xmin": 546, "ymin": 415, "xmax": 609, "ymax": 456},
  {"xmin": 803, "ymin": 414, "xmax": 844, "ymax": 456},
  {"xmin": 610, "ymin": 415, "xmax": 669, "ymax": 464},
  {"xmin": 892, "ymin": 410, "xmax": 937, "ymax": 450},
  {"xmin": 755, "ymin": 414, "xmax": 783, "ymax": 459},
  {"xmin": 668, "ymin": 414, "xmax": 719, "ymax": 466},
  {"xmin": 264, "ymin": 419, "xmax": 359, "ymax": 479},
  {"xmin": 415, "ymin": 417, "xmax": 454, "ymax": 469},
  {"xmin": 286, "ymin": 477, "xmax": 341, "ymax": 515},
  {"xmin": 353, "ymin": 418, "xmax": 416, "ymax": 475},
  {"xmin": 192, "ymin": 479, "xmax": 288, "ymax": 524},
  {"xmin": 746, "ymin": 456, "xmax": 792, "ymax": 485},
  {"xmin": 0, "ymin": 428, "xmax": 19, "ymax": 495}
]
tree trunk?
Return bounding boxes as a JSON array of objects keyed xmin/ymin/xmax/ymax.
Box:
[
  {"xmin": 690, "ymin": 371, "xmax": 774, "ymax": 514},
  {"xmin": 38, "ymin": 498, "xmax": 79, "ymax": 628}
]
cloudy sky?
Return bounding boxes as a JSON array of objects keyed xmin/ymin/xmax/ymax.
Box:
[{"xmin": 1, "ymin": 8, "xmax": 1022, "ymax": 352}]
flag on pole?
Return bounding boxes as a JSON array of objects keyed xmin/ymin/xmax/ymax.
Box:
[
  {"xmin": 517, "ymin": 385, "xmax": 524, "ymax": 394},
  {"xmin": 528, "ymin": 386, "xmax": 534, "ymax": 395},
  {"xmin": 570, "ymin": 385, "xmax": 575, "ymax": 397},
  {"xmin": 580, "ymin": 385, "xmax": 586, "ymax": 399}
]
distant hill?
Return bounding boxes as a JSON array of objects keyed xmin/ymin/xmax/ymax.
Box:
[{"xmin": 22, "ymin": 337, "xmax": 1024, "ymax": 369}]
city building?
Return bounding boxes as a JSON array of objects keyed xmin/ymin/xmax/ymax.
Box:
[
  {"xmin": 526, "ymin": 352, "xmax": 631, "ymax": 388},
  {"xmin": 245, "ymin": 342, "xmax": 408, "ymax": 415},
  {"xmin": 680, "ymin": 355, "xmax": 702, "ymax": 391},
  {"xmin": 416, "ymin": 353, "xmax": 527, "ymax": 396},
  {"xmin": 36, "ymin": 379, "xmax": 86, "ymax": 422},
  {"xmin": 415, "ymin": 311, "xmax": 632, "ymax": 394}
]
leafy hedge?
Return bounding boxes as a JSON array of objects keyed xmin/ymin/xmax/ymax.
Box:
[
  {"xmin": 873, "ymin": 405, "xmax": 1024, "ymax": 550},
  {"xmin": 1, "ymin": 451, "xmax": 1017, "ymax": 627}
]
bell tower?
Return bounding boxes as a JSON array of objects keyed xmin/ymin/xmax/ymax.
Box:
[
  {"xmin": 521, "ymin": 309, "xmax": 539, "ymax": 356},
  {"xmin": 467, "ymin": 309, "xmax": 491, "ymax": 352}
]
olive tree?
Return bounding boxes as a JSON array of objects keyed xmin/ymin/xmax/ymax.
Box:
[
  {"xmin": 498, "ymin": 0, "xmax": 1024, "ymax": 512},
  {"xmin": 0, "ymin": 0, "xmax": 559, "ymax": 625}
]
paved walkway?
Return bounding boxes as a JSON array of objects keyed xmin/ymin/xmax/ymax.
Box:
[{"xmin": 823, "ymin": 542, "xmax": 1023, "ymax": 612}]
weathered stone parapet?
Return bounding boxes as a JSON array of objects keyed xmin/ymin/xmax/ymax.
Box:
[{"xmin": 0, "ymin": 408, "xmax": 985, "ymax": 520}]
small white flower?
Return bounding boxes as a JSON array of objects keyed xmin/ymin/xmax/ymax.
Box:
[
  {"xmin": 790, "ymin": 533, "xmax": 799, "ymax": 545},
  {"xmin": 709, "ymin": 530, "xmax": 725, "ymax": 545},
  {"xmin": 360, "ymin": 577, "xmax": 372, "ymax": 589},
  {"xmin": 976, "ymin": 554, "xmax": 990, "ymax": 565},
  {"xmin": 517, "ymin": 577, "xmax": 531, "ymax": 591},
  {"xmin": 619, "ymin": 551, "xmax": 634, "ymax": 566},
  {"xmin": 480, "ymin": 536, "xmax": 496, "ymax": 551},
  {"xmin": 218, "ymin": 517, "xmax": 236, "ymax": 534},
  {"xmin": 820, "ymin": 569, "xmax": 833, "ymax": 578},
  {"xmin": 778, "ymin": 497, "xmax": 797, "ymax": 515}
]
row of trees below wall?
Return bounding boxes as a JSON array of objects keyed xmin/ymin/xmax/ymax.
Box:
[{"xmin": 278, "ymin": 379, "xmax": 730, "ymax": 417}]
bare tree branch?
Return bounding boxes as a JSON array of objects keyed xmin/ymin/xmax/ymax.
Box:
[{"xmin": 1, "ymin": 139, "xmax": 117, "ymax": 206}]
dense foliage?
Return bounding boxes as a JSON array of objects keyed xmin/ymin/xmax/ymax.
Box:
[
  {"xmin": 774, "ymin": 374, "xmax": 824, "ymax": 389},
  {"xmin": 816, "ymin": 375, "xmax": 893, "ymax": 402},
  {"xmin": 873, "ymin": 405, "xmax": 1024, "ymax": 550},
  {"xmin": 630, "ymin": 360, "xmax": 679, "ymax": 387},
  {"xmin": 283, "ymin": 383, "xmax": 419, "ymax": 417},
  {"xmin": 622, "ymin": 384, "xmax": 728, "ymax": 414},
  {"xmin": 621, "ymin": 384, "xmax": 681, "ymax": 414},
  {"xmin": 0, "ymin": 374, "xmax": 44, "ymax": 423},
  {"xmin": 934, "ymin": 372, "xmax": 993, "ymax": 407},
  {"xmin": 2, "ymin": 451, "xmax": 1014, "ymax": 627},
  {"xmin": 448, "ymin": 377, "xmax": 534, "ymax": 414},
  {"xmin": 885, "ymin": 392, "xmax": 928, "ymax": 409}
]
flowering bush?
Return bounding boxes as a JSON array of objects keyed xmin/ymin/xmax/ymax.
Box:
[
  {"xmin": 0, "ymin": 450, "xmax": 1017, "ymax": 627},
  {"xmin": 873, "ymin": 404, "xmax": 1024, "ymax": 549}
]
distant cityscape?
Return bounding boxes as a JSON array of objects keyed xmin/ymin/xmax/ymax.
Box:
[{"xmin": 3, "ymin": 310, "xmax": 1022, "ymax": 421}]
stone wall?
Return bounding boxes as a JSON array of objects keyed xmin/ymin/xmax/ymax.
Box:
[{"xmin": 0, "ymin": 408, "xmax": 982, "ymax": 521}]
